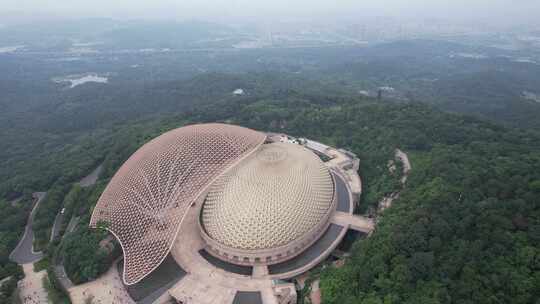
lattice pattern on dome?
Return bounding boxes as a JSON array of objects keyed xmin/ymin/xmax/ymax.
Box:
[
  {"xmin": 202, "ymin": 142, "xmax": 334, "ymax": 250},
  {"xmin": 90, "ymin": 123, "xmax": 265, "ymax": 285}
]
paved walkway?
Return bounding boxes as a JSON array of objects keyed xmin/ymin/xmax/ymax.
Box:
[
  {"xmin": 10, "ymin": 192, "xmax": 46, "ymax": 264},
  {"xmin": 396, "ymin": 149, "xmax": 411, "ymax": 184},
  {"xmin": 18, "ymin": 263, "xmax": 48, "ymax": 304},
  {"xmin": 378, "ymin": 149, "xmax": 412, "ymax": 212},
  {"xmin": 170, "ymin": 275, "xmax": 236, "ymax": 304},
  {"xmin": 68, "ymin": 262, "xmax": 135, "ymax": 304},
  {"xmin": 331, "ymin": 212, "xmax": 374, "ymax": 233}
]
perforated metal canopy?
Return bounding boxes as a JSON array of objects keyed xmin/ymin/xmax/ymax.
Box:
[
  {"xmin": 201, "ymin": 142, "xmax": 334, "ymax": 250},
  {"xmin": 90, "ymin": 123, "xmax": 265, "ymax": 285}
]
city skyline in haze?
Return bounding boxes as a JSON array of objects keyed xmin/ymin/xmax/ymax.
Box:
[{"xmin": 2, "ymin": 0, "xmax": 539, "ymax": 27}]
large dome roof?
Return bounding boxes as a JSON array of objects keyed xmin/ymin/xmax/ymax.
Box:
[
  {"xmin": 201, "ymin": 142, "xmax": 334, "ymax": 251},
  {"xmin": 89, "ymin": 123, "xmax": 266, "ymax": 285}
]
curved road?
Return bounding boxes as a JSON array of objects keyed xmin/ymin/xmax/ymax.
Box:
[
  {"xmin": 52, "ymin": 164, "xmax": 104, "ymax": 293},
  {"xmin": 9, "ymin": 192, "xmax": 46, "ymax": 264},
  {"xmin": 78, "ymin": 164, "xmax": 103, "ymax": 188},
  {"xmin": 50, "ymin": 164, "xmax": 103, "ymax": 243}
]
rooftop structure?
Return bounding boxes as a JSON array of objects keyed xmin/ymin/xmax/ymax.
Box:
[
  {"xmin": 90, "ymin": 123, "xmax": 266, "ymax": 285},
  {"xmin": 201, "ymin": 142, "xmax": 335, "ymax": 265}
]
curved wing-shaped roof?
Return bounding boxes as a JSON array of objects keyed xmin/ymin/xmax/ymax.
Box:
[{"xmin": 90, "ymin": 123, "xmax": 265, "ymax": 285}]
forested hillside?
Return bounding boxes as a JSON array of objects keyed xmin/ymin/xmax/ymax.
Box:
[
  {"xmin": 312, "ymin": 106, "xmax": 540, "ymax": 303},
  {"xmin": 1, "ymin": 68, "xmax": 539, "ymax": 303}
]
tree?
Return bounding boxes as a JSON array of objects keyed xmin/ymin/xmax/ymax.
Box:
[{"xmin": 529, "ymin": 180, "xmax": 540, "ymax": 193}]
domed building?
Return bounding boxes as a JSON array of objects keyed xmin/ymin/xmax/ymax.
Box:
[
  {"xmin": 89, "ymin": 123, "xmax": 369, "ymax": 304},
  {"xmin": 200, "ymin": 142, "xmax": 336, "ymax": 265}
]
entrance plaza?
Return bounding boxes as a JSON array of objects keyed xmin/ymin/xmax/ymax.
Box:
[{"xmin": 81, "ymin": 124, "xmax": 373, "ymax": 304}]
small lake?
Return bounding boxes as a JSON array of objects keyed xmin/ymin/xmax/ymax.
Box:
[{"xmin": 53, "ymin": 74, "xmax": 109, "ymax": 88}]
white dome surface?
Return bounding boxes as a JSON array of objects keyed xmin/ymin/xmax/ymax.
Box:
[{"xmin": 201, "ymin": 142, "xmax": 334, "ymax": 250}]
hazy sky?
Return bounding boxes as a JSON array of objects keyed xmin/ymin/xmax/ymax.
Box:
[{"xmin": 4, "ymin": 0, "xmax": 540, "ymax": 25}]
